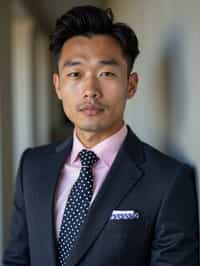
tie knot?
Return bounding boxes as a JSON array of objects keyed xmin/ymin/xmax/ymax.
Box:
[{"xmin": 79, "ymin": 149, "xmax": 98, "ymax": 168}]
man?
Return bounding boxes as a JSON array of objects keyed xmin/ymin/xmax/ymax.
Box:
[{"xmin": 3, "ymin": 5, "xmax": 199, "ymax": 266}]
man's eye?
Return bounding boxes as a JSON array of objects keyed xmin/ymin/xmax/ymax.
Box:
[
  {"xmin": 67, "ymin": 72, "xmax": 80, "ymax": 78},
  {"xmin": 100, "ymin": 72, "xmax": 116, "ymax": 77}
]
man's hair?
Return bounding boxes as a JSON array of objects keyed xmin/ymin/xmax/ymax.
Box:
[{"xmin": 49, "ymin": 5, "xmax": 140, "ymax": 73}]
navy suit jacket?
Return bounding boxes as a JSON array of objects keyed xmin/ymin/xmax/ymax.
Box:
[{"xmin": 3, "ymin": 127, "xmax": 199, "ymax": 265}]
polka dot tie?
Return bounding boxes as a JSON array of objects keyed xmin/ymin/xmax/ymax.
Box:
[{"xmin": 57, "ymin": 149, "xmax": 98, "ymax": 266}]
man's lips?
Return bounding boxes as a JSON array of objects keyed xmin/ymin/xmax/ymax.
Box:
[{"xmin": 78, "ymin": 104, "xmax": 105, "ymax": 116}]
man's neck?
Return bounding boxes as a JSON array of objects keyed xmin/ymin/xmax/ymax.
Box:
[{"xmin": 75, "ymin": 123, "xmax": 125, "ymax": 148}]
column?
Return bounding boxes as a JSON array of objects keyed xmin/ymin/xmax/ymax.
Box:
[
  {"xmin": 0, "ymin": 0, "xmax": 13, "ymax": 259},
  {"xmin": 12, "ymin": 16, "xmax": 36, "ymax": 172}
]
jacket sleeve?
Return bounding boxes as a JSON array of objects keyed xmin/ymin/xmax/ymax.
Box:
[
  {"xmin": 150, "ymin": 165, "xmax": 199, "ymax": 266},
  {"xmin": 3, "ymin": 149, "xmax": 30, "ymax": 266}
]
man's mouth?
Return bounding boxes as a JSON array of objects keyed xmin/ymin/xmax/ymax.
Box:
[
  {"xmin": 78, "ymin": 102, "xmax": 105, "ymax": 116},
  {"xmin": 80, "ymin": 104, "xmax": 104, "ymax": 116}
]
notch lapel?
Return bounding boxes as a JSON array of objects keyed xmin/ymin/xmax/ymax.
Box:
[{"xmin": 67, "ymin": 129, "xmax": 145, "ymax": 266}]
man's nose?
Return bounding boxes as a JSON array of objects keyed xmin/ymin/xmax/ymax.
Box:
[{"xmin": 82, "ymin": 76, "xmax": 101, "ymax": 99}]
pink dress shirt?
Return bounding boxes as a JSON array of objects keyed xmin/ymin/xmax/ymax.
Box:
[{"xmin": 54, "ymin": 125, "xmax": 128, "ymax": 239}]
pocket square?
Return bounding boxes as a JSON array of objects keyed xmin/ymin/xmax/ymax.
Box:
[{"xmin": 110, "ymin": 210, "xmax": 140, "ymax": 220}]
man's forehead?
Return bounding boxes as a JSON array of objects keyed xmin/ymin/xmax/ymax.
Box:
[
  {"xmin": 60, "ymin": 35, "xmax": 124, "ymax": 58},
  {"xmin": 59, "ymin": 35, "xmax": 126, "ymax": 70},
  {"xmin": 62, "ymin": 34, "xmax": 120, "ymax": 47}
]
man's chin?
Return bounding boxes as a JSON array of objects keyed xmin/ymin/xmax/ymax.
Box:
[
  {"xmin": 79, "ymin": 125, "xmax": 105, "ymax": 133},
  {"xmin": 77, "ymin": 123, "xmax": 106, "ymax": 133}
]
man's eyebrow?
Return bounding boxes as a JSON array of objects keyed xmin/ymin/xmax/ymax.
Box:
[
  {"xmin": 61, "ymin": 58, "xmax": 120, "ymax": 70},
  {"xmin": 98, "ymin": 59, "xmax": 120, "ymax": 66},
  {"xmin": 62, "ymin": 60, "xmax": 81, "ymax": 69}
]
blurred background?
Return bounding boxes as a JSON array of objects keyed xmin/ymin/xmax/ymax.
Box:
[{"xmin": 0, "ymin": 0, "xmax": 200, "ymax": 261}]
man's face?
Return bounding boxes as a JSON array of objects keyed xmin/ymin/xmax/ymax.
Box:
[{"xmin": 53, "ymin": 35, "xmax": 138, "ymax": 139}]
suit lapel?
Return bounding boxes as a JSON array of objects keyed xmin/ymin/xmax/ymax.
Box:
[
  {"xmin": 67, "ymin": 128, "xmax": 145, "ymax": 266},
  {"xmin": 37, "ymin": 137, "xmax": 73, "ymax": 265}
]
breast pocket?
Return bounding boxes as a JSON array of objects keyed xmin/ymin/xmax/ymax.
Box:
[{"xmin": 102, "ymin": 214, "xmax": 148, "ymax": 251}]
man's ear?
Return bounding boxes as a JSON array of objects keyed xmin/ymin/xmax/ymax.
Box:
[
  {"xmin": 53, "ymin": 73, "xmax": 62, "ymax": 100},
  {"xmin": 127, "ymin": 72, "xmax": 139, "ymax": 99}
]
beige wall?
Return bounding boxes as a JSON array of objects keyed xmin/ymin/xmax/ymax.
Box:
[{"xmin": 104, "ymin": 0, "xmax": 200, "ymax": 193}]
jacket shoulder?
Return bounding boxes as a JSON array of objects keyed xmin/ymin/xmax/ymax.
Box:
[
  {"xmin": 20, "ymin": 137, "xmax": 72, "ymax": 163},
  {"xmin": 142, "ymin": 141, "xmax": 191, "ymax": 171},
  {"xmin": 140, "ymin": 141, "xmax": 195, "ymax": 197}
]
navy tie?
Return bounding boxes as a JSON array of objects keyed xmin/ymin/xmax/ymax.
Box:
[{"xmin": 57, "ymin": 149, "xmax": 98, "ymax": 266}]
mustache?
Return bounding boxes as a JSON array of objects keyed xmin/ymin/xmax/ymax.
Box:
[{"xmin": 77, "ymin": 99, "xmax": 108, "ymax": 111}]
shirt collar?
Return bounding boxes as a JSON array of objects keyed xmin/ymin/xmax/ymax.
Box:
[{"xmin": 69, "ymin": 124, "xmax": 128, "ymax": 167}]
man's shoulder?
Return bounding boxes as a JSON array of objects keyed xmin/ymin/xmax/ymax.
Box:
[
  {"xmin": 23, "ymin": 136, "xmax": 73, "ymax": 159},
  {"xmin": 138, "ymin": 140, "xmax": 194, "ymax": 191},
  {"xmin": 126, "ymin": 126, "xmax": 190, "ymax": 172},
  {"xmin": 142, "ymin": 141, "xmax": 190, "ymax": 171}
]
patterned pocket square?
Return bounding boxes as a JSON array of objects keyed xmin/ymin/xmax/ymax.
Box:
[{"xmin": 110, "ymin": 210, "xmax": 140, "ymax": 220}]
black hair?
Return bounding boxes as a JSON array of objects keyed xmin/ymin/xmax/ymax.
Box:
[{"xmin": 49, "ymin": 5, "xmax": 140, "ymax": 73}]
